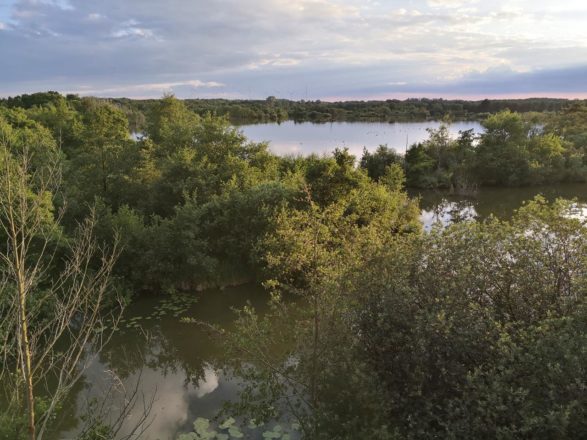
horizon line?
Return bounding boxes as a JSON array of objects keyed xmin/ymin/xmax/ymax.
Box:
[{"xmin": 2, "ymin": 91, "xmax": 587, "ymax": 102}]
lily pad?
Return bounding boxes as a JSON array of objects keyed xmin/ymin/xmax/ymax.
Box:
[
  {"xmin": 193, "ymin": 417, "xmax": 210, "ymax": 433},
  {"xmin": 228, "ymin": 427, "xmax": 244, "ymax": 438},
  {"xmin": 219, "ymin": 417, "xmax": 236, "ymax": 429}
]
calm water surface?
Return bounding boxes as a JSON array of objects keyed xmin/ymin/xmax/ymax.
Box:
[
  {"xmin": 414, "ymin": 183, "xmax": 587, "ymax": 230},
  {"xmin": 54, "ymin": 285, "xmax": 271, "ymax": 440},
  {"xmin": 238, "ymin": 121, "xmax": 483, "ymax": 157}
]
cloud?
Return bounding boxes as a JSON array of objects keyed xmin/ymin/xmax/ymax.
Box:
[
  {"xmin": 427, "ymin": 0, "xmax": 478, "ymax": 8},
  {"xmin": 86, "ymin": 12, "xmax": 103, "ymax": 21},
  {"xmin": 0, "ymin": 0, "xmax": 586, "ymax": 98},
  {"xmin": 339, "ymin": 64, "xmax": 587, "ymax": 99},
  {"xmin": 111, "ymin": 26, "xmax": 156, "ymax": 40},
  {"xmin": 69, "ymin": 80, "xmax": 225, "ymax": 98}
]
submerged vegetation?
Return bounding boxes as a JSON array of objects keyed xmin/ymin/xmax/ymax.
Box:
[{"xmin": 0, "ymin": 92, "xmax": 586, "ymax": 438}]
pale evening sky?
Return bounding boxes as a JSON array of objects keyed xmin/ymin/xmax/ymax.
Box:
[{"xmin": 0, "ymin": 0, "xmax": 586, "ymax": 100}]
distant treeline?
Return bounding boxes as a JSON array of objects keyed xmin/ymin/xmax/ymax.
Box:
[{"xmin": 1, "ymin": 91, "xmax": 582, "ymax": 126}]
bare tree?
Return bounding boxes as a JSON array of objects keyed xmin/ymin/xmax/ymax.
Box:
[{"xmin": 0, "ymin": 136, "xmax": 124, "ymax": 439}]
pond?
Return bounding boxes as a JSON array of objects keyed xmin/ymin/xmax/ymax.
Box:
[
  {"xmin": 238, "ymin": 120, "xmax": 483, "ymax": 157},
  {"xmin": 52, "ymin": 119, "xmax": 587, "ymax": 439}
]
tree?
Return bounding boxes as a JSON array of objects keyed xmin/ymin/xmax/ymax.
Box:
[
  {"xmin": 359, "ymin": 145, "xmax": 403, "ymax": 181},
  {"xmin": 146, "ymin": 94, "xmax": 200, "ymax": 151},
  {"xmin": 303, "ymin": 148, "xmax": 367, "ymax": 207},
  {"xmin": 27, "ymin": 95, "xmax": 83, "ymax": 152},
  {"xmin": 218, "ymin": 183, "xmax": 420, "ymax": 438},
  {"xmin": 0, "ymin": 121, "xmax": 124, "ymax": 439},
  {"xmin": 381, "ymin": 163, "xmax": 406, "ymax": 192},
  {"xmin": 476, "ymin": 110, "xmax": 531, "ymax": 185},
  {"xmin": 218, "ymin": 197, "xmax": 586, "ymax": 439},
  {"xmin": 354, "ymin": 197, "xmax": 587, "ymax": 438}
]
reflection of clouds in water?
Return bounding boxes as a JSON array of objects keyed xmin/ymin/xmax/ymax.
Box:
[
  {"xmin": 121, "ymin": 368, "xmax": 190, "ymax": 440},
  {"xmin": 240, "ymin": 121, "xmax": 483, "ymax": 158},
  {"xmin": 421, "ymin": 200, "xmax": 477, "ymax": 231},
  {"xmin": 421, "ymin": 201, "xmax": 587, "ymax": 231},
  {"xmin": 65, "ymin": 362, "xmax": 224, "ymax": 440},
  {"xmin": 121, "ymin": 365, "xmax": 221, "ymax": 439},
  {"xmin": 124, "ymin": 366, "xmax": 220, "ymax": 439},
  {"xmin": 193, "ymin": 366, "xmax": 219, "ymax": 398},
  {"xmin": 275, "ymin": 142, "xmax": 305, "ymax": 155}
]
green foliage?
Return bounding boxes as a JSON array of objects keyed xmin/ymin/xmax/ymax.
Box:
[
  {"xmin": 380, "ymin": 163, "xmax": 406, "ymax": 191},
  {"xmin": 0, "ymin": 398, "xmax": 54, "ymax": 440},
  {"xmin": 222, "ymin": 197, "xmax": 586, "ymax": 439},
  {"xmin": 359, "ymin": 145, "xmax": 403, "ymax": 181},
  {"xmin": 547, "ymin": 102, "xmax": 587, "ymax": 150},
  {"xmin": 404, "ymin": 111, "xmax": 587, "ymax": 189},
  {"xmin": 302, "ymin": 148, "xmax": 368, "ymax": 206},
  {"xmin": 353, "ymin": 197, "xmax": 587, "ymax": 438},
  {"xmin": 475, "ymin": 110, "xmax": 531, "ymax": 185}
]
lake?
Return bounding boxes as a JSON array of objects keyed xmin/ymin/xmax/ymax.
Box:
[
  {"xmin": 238, "ymin": 121, "xmax": 483, "ymax": 157},
  {"xmin": 51, "ymin": 122, "xmax": 587, "ymax": 440}
]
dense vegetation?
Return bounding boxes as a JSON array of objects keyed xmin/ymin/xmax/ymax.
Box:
[
  {"xmin": 0, "ymin": 91, "xmax": 586, "ymax": 439},
  {"xmin": 361, "ymin": 105, "xmax": 587, "ymax": 190},
  {"xmin": 222, "ymin": 197, "xmax": 586, "ymax": 439}
]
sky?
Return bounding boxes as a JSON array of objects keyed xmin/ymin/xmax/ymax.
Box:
[{"xmin": 0, "ymin": 0, "xmax": 586, "ymax": 100}]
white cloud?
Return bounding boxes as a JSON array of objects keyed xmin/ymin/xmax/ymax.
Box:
[
  {"xmin": 111, "ymin": 27, "xmax": 155, "ymax": 39},
  {"xmin": 37, "ymin": 0, "xmax": 73, "ymax": 10},
  {"xmin": 86, "ymin": 12, "xmax": 103, "ymax": 21},
  {"xmin": 427, "ymin": 0, "xmax": 479, "ymax": 8},
  {"xmin": 0, "ymin": 0, "xmax": 586, "ymax": 98}
]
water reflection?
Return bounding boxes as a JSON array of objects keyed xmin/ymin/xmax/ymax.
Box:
[
  {"xmin": 53, "ymin": 286, "xmax": 269, "ymax": 440},
  {"xmin": 194, "ymin": 366, "xmax": 219, "ymax": 398},
  {"xmin": 238, "ymin": 121, "xmax": 483, "ymax": 157},
  {"xmin": 414, "ymin": 183, "xmax": 587, "ymax": 230},
  {"xmin": 420, "ymin": 199, "xmax": 477, "ymax": 231}
]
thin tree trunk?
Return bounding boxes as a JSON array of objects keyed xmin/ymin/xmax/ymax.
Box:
[
  {"xmin": 17, "ymin": 271, "xmax": 36, "ymax": 440},
  {"xmin": 7, "ymin": 167, "xmax": 36, "ymax": 440},
  {"xmin": 9, "ymin": 174, "xmax": 36, "ymax": 440}
]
